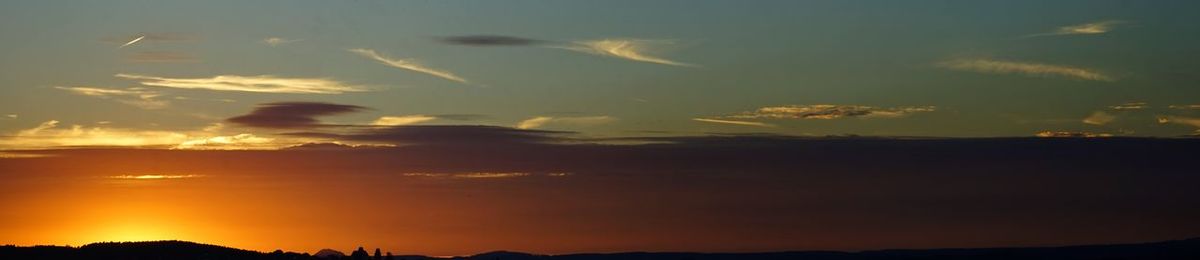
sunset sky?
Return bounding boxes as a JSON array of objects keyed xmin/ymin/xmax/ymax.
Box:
[{"xmin": 2, "ymin": 0, "xmax": 1200, "ymax": 257}]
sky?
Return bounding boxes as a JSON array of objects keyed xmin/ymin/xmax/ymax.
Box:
[
  {"xmin": 2, "ymin": 0, "xmax": 1200, "ymax": 146},
  {"xmin": 2, "ymin": 0, "xmax": 1200, "ymax": 256}
]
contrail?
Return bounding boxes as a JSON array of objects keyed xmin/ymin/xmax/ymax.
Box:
[
  {"xmin": 119, "ymin": 35, "xmax": 145, "ymax": 48},
  {"xmin": 558, "ymin": 39, "xmax": 697, "ymax": 67},
  {"xmin": 347, "ymin": 48, "xmax": 469, "ymax": 83},
  {"xmin": 692, "ymin": 118, "xmax": 774, "ymax": 127}
]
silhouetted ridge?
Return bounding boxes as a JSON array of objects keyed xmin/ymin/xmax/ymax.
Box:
[
  {"xmin": 79, "ymin": 240, "xmax": 271, "ymax": 259},
  {"xmin": 314, "ymin": 248, "xmax": 347, "ymax": 258},
  {"xmin": 3, "ymin": 237, "xmax": 1200, "ymax": 259},
  {"xmin": 469, "ymin": 250, "xmax": 543, "ymax": 259},
  {"xmin": 859, "ymin": 237, "xmax": 1200, "ymax": 260}
]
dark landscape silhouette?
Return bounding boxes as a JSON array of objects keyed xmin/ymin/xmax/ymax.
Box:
[{"xmin": 4, "ymin": 237, "xmax": 1200, "ymax": 260}]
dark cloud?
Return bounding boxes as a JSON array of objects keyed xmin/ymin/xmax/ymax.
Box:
[
  {"xmin": 227, "ymin": 102, "xmax": 367, "ymax": 129},
  {"xmin": 285, "ymin": 125, "xmax": 570, "ymax": 146},
  {"xmin": 437, "ymin": 35, "xmax": 543, "ymax": 46}
]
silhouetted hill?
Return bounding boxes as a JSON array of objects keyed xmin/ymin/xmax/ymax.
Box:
[
  {"xmin": 4, "ymin": 237, "xmax": 1200, "ymax": 260},
  {"xmin": 0, "ymin": 240, "xmax": 310, "ymax": 260},
  {"xmin": 314, "ymin": 248, "xmax": 347, "ymax": 258}
]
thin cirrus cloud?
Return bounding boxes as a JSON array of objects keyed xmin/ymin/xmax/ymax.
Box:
[
  {"xmin": 692, "ymin": 118, "xmax": 775, "ymax": 127},
  {"xmin": 115, "ymin": 73, "xmax": 367, "ymax": 94},
  {"xmin": 261, "ymin": 37, "xmax": 301, "ymax": 46},
  {"xmin": 2, "ymin": 120, "xmax": 185, "ymax": 148},
  {"xmin": 938, "ymin": 58, "xmax": 1114, "ymax": 81},
  {"xmin": 173, "ymin": 133, "xmax": 279, "ymax": 150},
  {"xmin": 1083, "ymin": 111, "xmax": 1116, "ymax": 126},
  {"xmin": 347, "ymin": 48, "xmax": 469, "ymax": 83},
  {"xmin": 0, "ymin": 120, "xmax": 301, "ymax": 150},
  {"xmin": 55, "ymin": 86, "xmax": 169, "ymax": 109},
  {"xmin": 1035, "ymin": 131, "xmax": 1114, "ymax": 138},
  {"xmin": 725, "ymin": 105, "xmax": 936, "ymax": 120},
  {"xmin": 435, "ymin": 35, "xmax": 696, "ymax": 67},
  {"xmin": 1109, "ymin": 102, "xmax": 1148, "ymax": 110},
  {"xmin": 515, "ymin": 116, "xmax": 616, "ymax": 129},
  {"xmin": 1024, "ymin": 20, "xmax": 1124, "ymax": 38},
  {"xmin": 108, "ymin": 174, "xmax": 204, "ymax": 180},
  {"xmin": 557, "ymin": 39, "xmax": 697, "ymax": 67},
  {"xmin": 1157, "ymin": 116, "xmax": 1200, "ymax": 133},
  {"xmin": 371, "ymin": 114, "xmax": 488, "ymax": 126},
  {"xmin": 371, "ymin": 115, "xmax": 438, "ymax": 126}
]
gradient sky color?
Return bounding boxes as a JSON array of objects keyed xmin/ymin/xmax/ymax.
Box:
[
  {"xmin": 2, "ymin": 0, "xmax": 1200, "ymax": 146},
  {"xmin": 3, "ymin": 0, "xmax": 1200, "ymax": 257}
]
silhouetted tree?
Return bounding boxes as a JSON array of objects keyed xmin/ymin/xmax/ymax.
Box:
[
  {"xmin": 350, "ymin": 247, "xmax": 369, "ymax": 260},
  {"xmin": 385, "ymin": 252, "xmax": 394, "ymax": 260},
  {"xmin": 373, "ymin": 248, "xmax": 381, "ymax": 260}
]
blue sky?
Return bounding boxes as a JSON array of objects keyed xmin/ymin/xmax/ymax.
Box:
[{"xmin": 3, "ymin": 0, "xmax": 1200, "ymax": 148}]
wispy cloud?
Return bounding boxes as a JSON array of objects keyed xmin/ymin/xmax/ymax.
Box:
[
  {"xmin": 174, "ymin": 134, "xmax": 279, "ymax": 150},
  {"xmin": 1158, "ymin": 116, "xmax": 1200, "ymax": 133},
  {"xmin": 347, "ymin": 48, "xmax": 469, "ymax": 83},
  {"xmin": 1035, "ymin": 131, "xmax": 1114, "ymax": 138},
  {"xmin": 1109, "ymin": 102, "xmax": 1148, "ymax": 110},
  {"xmin": 938, "ymin": 58, "xmax": 1114, "ymax": 81},
  {"xmin": 5, "ymin": 114, "xmax": 16, "ymax": 119},
  {"xmin": 0, "ymin": 151, "xmax": 53, "ymax": 158},
  {"xmin": 436, "ymin": 35, "xmax": 697, "ymax": 67},
  {"xmin": 262, "ymin": 37, "xmax": 301, "ymax": 46},
  {"xmin": 558, "ymin": 39, "xmax": 696, "ymax": 67},
  {"xmin": 1024, "ymin": 20, "xmax": 1124, "ymax": 38},
  {"xmin": 1169, "ymin": 105, "xmax": 1200, "ymax": 110},
  {"xmin": 692, "ymin": 118, "xmax": 775, "ymax": 127},
  {"xmin": 726, "ymin": 105, "xmax": 936, "ymax": 120},
  {"xmin": 516, "ymin": 116, "xmax": 615, "ymax": 129},
  {"xmin": 372, "ymin": 115, "xmax": 437, "ymax": 126},
  {"xmin": 1082, "ymin": 111, "xmax": 1116, "ymax": 125},
  {"xmin": 451, "ymin": 172, "xmax": 533, "ymax": 179},
  {"xmin": 0, "ymin": 120, "xmax": 307, "ymax": 149},
  {"xmin": 516, "ymin": 117, "xmax": 553, "ymax": 129},
  {"xmin": 3, "ymin": 120, "xmax": 189, "ymax": 148},
  {"xmin": 108, "ymin": 174, "xmax": 204, "ymax": 180},
  {"xmin": 116, "ymin": 73, "xmax": 367, "ymax": 94},
  {"xmin": 55, "ymin": 86, "xmax": 169, "ymax": 109}
]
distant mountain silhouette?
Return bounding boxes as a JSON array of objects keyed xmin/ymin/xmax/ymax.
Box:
[
  {"xmin": 4, "ymin": 238, "xmax": 1200, "ymax": 260},
  {"xmin": 314, "ymin": 248, "xmax": 347, "ymax": 258}
]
